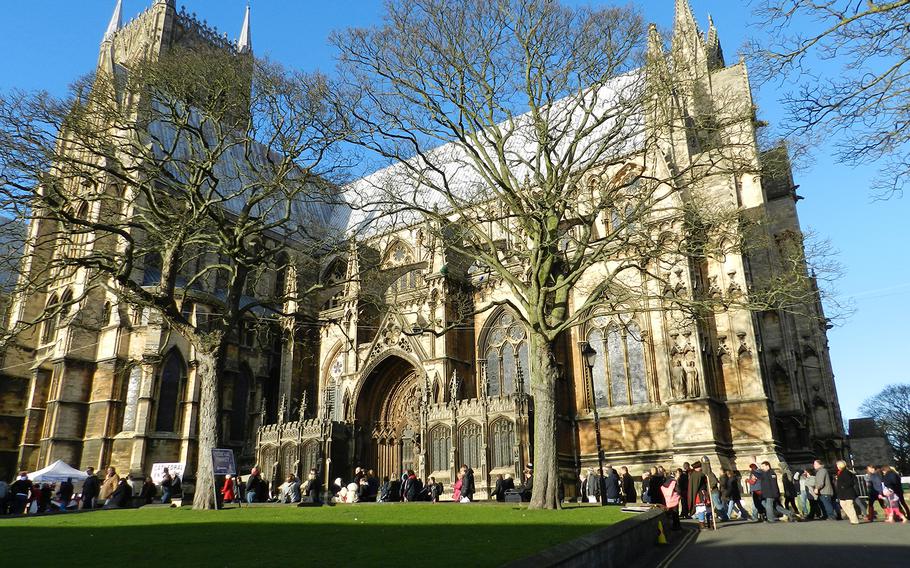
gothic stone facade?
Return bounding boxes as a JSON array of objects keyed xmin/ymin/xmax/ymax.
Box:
[
  {"xmin": 0, "ymin": 2, "xmax": 846, "ymax": 494},
  {"xmin": 257, "ymin": 3, "xmax": 846, "ymax": 498},
  {"xmin": 0, "ymin": 1, "xmax": 305, "ymax": 482}
]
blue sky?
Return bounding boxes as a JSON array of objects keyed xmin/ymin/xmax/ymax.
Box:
[{"xmin": 1, "ymin": 1, "xmax": 907, "ymax": 423}]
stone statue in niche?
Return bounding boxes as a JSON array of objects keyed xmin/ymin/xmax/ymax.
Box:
[
  {"xmin": 670, "ymin": 359, "xmax": 688, "ymax": 399},
  {"xmin": 686, "ymin": 361, "xmax": 701, "ymax": 398}
]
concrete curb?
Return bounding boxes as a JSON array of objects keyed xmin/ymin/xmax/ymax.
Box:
[{"xmin": 503, "ymin": 508, "xmax": 673, "ymax": 568}]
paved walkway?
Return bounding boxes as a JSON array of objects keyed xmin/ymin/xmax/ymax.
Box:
[{"xmin": 668, "ymin": 518, "xmax": 910, "ymax": 567}]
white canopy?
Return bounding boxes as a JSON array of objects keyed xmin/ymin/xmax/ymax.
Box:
[{"xmin": 29, "ymin": 460, "xmax": 88, "ymax": 483}]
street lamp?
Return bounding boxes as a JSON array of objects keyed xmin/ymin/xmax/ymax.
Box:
[{"xmin": 581, "ymin": 341, "xmax": 606, "ymax": 506}]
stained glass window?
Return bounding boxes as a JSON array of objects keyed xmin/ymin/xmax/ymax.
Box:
[
  {"xmin": 155, "ymin": 351, "xmax": 185, "ymax": 432},
  {"xmin": 586, "ymin": 315, "xmax": 650, "ymax": 408},
  {"xmin": 481, "ymin": 311, "xmax": 529, "ymax": 397}
]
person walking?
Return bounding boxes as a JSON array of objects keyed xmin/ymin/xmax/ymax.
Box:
[
  {"xmin": 864, "ymin": 465, "xmax": 885, "ymax": 521},
  {"xmin": 834, "ymin": 460, "xmax": 861, "ymax": 525},
  {"xmin": 584, "ymin": 468, "xmax": 600, "ymax": 503},
  {"xmin": 99, "ymin": 467, "xmax": 119, "ymax": 506},
  {"xmin": 620, "ymin": 466, "xmax": 637, "ymax": 504},
  {"xmin": 221, "ymin": 474, "xmax": 236, "ymax": 504},
  {"xmin": 678, "ymin": 462, "xmax": 690, "ymax": 519},
  {"xmin": 603, "ymin": 466, "xmax": 621, "ymax": 505},
  {"xmin": 782, "ymin": 465, "xmax": 799, "ymax": 515},
  {"xmin": 460, "ymin": 465, "xmax": 475, "ymax": 502},
  {"xmin": 647, "ymin": 466, "xmax": 666, "ymax": 506},
  {"xmin": 723, "ymin": 469, "xmax": 750, "ymax": 520},
  {"xmin": 758, "ymin": 462, "xmax": 794, "ymax": 523},
  {"xmin": 802, "ymin": 468, "xmax": 822, "ymax": 519},
  {"xmin": 104, "ymin": 477, "xmax": 132, "ymax": 509},
  {"xmin": 882, "ymin": 465, "xmax": 910, "ymax": 517},
  {"xmin": 747, "ymin": 464, "xmax": 766, "ymax": 521},
  {"xmin": 660, "ymin": 473, "xmax": 682, "ymax": 530},
  {"xmin": 81, "ymin": 467, "xmax": 100, "ymax": 510},
  {"xmin": 9, "ymin": 472, "xmax": 31, "ymax": 515},
  {"xmin": 813, "ymin": 460, "xmax": 837, "ymax": 520},
  {"xmin": 687, "ymin": 462, "xmax": 711, "ymax": 529}
]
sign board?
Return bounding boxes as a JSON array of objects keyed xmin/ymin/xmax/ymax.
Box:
[
  {"xmin": 150, "ymin": 462, "xmax": 186, "ymax": 484},
  {"xmin": 211, "ymin": 449, "xmax": 237, "ymax": 476}
]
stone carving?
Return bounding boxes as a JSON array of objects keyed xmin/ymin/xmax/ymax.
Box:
[
  {"xmin": 299, "ymin": 391, "xmax": 308, "ymax": 421},
  {"xmin": 278, "ymin": 394, "xmax": 287, "ymax": 425},
  {"xmin": 670, "ymin": 359, "xmax": 688, "ymax": 399},
  {"xmin": 685, "ymin": 361, "xmax": 701, "ymax": 398}
]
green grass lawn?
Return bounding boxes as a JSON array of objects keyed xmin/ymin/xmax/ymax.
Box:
[{"xmin": 0, "ymin": 503, "xmax": 631, "ymax": 567}]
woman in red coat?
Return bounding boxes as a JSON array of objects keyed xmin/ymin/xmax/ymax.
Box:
[{"xmin": 221, "ymin": 474, "xmax": 235, "ymax": 503}]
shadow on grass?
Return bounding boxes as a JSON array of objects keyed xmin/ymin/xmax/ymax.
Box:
[{"xmin": 0, "ymin": 504, "xmax": 630, "ymax": 568}]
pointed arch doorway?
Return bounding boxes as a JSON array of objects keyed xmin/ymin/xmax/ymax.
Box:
[{"xmin": 354, "ymin": 354, "xmax": 424, "ymax": 481}]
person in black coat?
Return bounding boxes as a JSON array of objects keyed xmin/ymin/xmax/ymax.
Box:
[
  {"xmin": 620, "ymin": 467, "xmax": 637, "ymax": 503},
  {"xmin": 882, "ymin": 465, "xmax": 910, "ymax": 517},
  {"xmin": 603, "ymin": 467, "xmax": 621, "ymax": 504},
  {"xmin": 105, "ymin": 478, "xmax": 133, "ymax": 509},
  {"xmin": 678, "ymin": 463, "xmax": 690, "ymax": 518},
  {"xmin": 646, "ymin": 467, "xmax": 665, "ymax": 505},
  {"xmin": 402, "ymin": 470, "xmax": 421, "ymax": 502},
  {"xmin": 834, "ymin": 460, "xmax": 861, "ymax": 524},
  {"xmin": 460, "ymin": 465, "xmax": 476, "ymax": 502},
  {"xmin": 490, "ymin": 474, "xmax": 506, "ymax": 502},
  {"xmin": 80, "ymin": 468, "xmax": 100, "ymax": 510},
  {"xmin": 759, "ymin": 462, "xmax": 793, "ymax": 523}
]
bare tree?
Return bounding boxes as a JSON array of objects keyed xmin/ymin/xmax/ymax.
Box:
[
  {"xmin": 330, "ymin": 0, "xmax": 823, "ymax": 508},
  {"xmin": 0, "ymin": 45, "xmax": 346, "ymax": 508},
  {"xmin": 750, "ymin": 0, "xmax": 910, "ymax": 198},
  {"xmin": 859, "ymin": 384, "xmax": 910, "ymax": 472}
]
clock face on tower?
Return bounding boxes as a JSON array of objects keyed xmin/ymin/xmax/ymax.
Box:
[{"xmin": 330, "ymin": 354, "xmax": 344, "ymax": 378}]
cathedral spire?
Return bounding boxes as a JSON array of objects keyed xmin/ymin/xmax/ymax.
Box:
[
  {"xmin": 237, "ymin": 5, "xmax": 252, "ymax": 54},
  {"xmin": 673, "ymin": 0, "xmax": 700, "ymax": 38},
  {"xmin": 706, "ymin": 14, "xmax": 725, "ymax": 70},
  {"xmin": 103, "ymin": 0, "xmax": 123, "ymax": 41}
]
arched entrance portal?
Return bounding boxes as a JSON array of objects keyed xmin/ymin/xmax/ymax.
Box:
[{"xmin": 355, "ymin": 355, "xmax": 424, "ymax": 481}]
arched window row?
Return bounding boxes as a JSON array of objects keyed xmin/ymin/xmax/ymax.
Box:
[
  {"xmin": 388, "ymin": 269, "xmax": 425, "ymax": 295},
  {"xmin": 426, "ymin": 419, "xmax": 516, "ymax": 472},
  {"xmin": 586, "ymin": 316, "xmax": 649, "ymax": 408},
  {"xmin": 482, "ymin": 311, "xmax": 529, "ymax": 398},
  {"xmin": 41, "ymin": 288, "xmax": 74, "ymax": 345}
]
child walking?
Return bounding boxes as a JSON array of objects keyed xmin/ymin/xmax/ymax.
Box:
[{"xmin": 883, "ymin": 487, "xmax": 908, "ymax": 523}]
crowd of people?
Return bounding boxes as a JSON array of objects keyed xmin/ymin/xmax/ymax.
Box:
[
  {"xmin": 617, "ymin": 458, "xmax": 910, "ymax": 530},
  {"xmin": 0, "ymin": 465, "xmax": 183, "ymax": 515},
  {"xmin": 3, "ymin": 457, "xmax": 905, "ymax": 519}
]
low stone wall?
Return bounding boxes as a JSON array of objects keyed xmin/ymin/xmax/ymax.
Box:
[{"xmin": 503, "ymin": 507, "xmax": 671, "ymax": 568}]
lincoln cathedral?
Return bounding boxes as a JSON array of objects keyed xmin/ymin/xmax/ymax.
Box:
[{"xmin": 0, "ymin": 0, "xmax": 846, "ymax": 499}]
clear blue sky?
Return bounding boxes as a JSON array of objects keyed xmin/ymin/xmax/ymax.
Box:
[{"xmin": 1, "ymin": 1, "xmax": 906, "ymax": 423}]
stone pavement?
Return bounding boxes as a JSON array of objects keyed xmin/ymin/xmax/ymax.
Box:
[{"xmin": 666, "ymin": 518, "xmax": 910, "ymax": 567}]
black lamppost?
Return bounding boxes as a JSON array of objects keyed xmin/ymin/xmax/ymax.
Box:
[{"xmin": 581, "ymin": 341, "xmax": 606, "ymax": 506}]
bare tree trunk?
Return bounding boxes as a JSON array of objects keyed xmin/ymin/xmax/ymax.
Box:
[
  {"xmin": 528, "ymin": 331, "xmax": 562, "ymax": 510},
  {"xmin": 192, "ymin": 348, "xmax": 219, "ymax": 510}
]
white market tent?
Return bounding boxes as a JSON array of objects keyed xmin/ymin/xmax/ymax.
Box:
[{"xmin": 28, "ymin": 460, "xmax": 88, "ymax": 483}]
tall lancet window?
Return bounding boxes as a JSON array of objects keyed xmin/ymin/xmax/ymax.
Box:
[
  {"xmin": 154, "ymin": 350, "xmax": 187, "ymax": 432},
  {"xmin": 480, "ymin": 311, "xmax": 529, "ymax": 397},
  {"xmin": 585, "ymin": 315, "xmax": 650, "ymax": 408}
]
